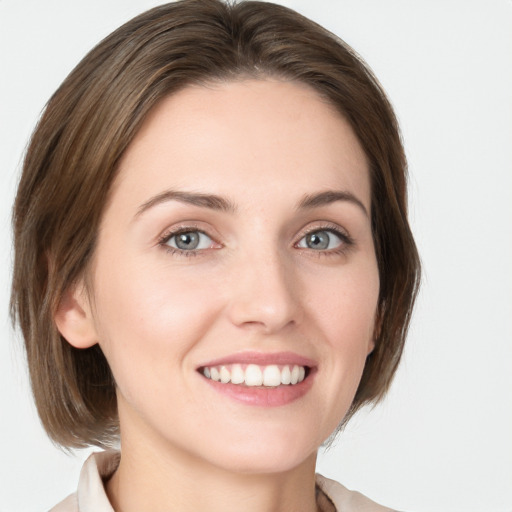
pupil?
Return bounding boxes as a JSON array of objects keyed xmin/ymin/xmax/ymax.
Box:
[
  {"xmin": 307, "ymin": 231, "xmax": 329, "ymax": 250},
  {"xmin": 176, "ymin": 232, "xmax": 199, "ymax": 250}
]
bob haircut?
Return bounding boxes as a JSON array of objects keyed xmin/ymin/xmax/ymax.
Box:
[{"xmin": 11, "ymin": 0, "xmax": 420, "ymax": 448}]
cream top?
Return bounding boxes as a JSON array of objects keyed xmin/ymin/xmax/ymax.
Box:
[{"xmin": 50, "ymin": 451, "xmax": 398, "ymax": 512}]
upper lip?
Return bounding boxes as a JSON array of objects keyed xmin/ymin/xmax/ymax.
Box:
[{"xmin": 197, "ymin": 351, "xmax": 317, "ymax": 369}]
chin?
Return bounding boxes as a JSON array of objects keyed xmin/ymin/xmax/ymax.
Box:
[
  {"xmin": 196, "ymin": 423, "xmax": 323, "ymax": 475},
  {"xmin": 211, "ymin": 449, "xmax": 317, "ymax": 476}
]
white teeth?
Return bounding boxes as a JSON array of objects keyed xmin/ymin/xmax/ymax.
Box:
[
  {"xmin": 245, "ymin": 364, "xmax": 263, "ymax": 386},
  {"xmin": 210, "ymin": 367, "xmax": 220, "ymax": 382},
  {"xmin": 230, "ymin": 364, "xmax": 245, "ymax": 384},
  {"xmin": 263, "ymin": 365, "xmax": 281, "ymax": 387},
  {"xmin": 281, "ymin": 365, "xmax": 291, "ymax": 385},
  {"xmin": 220, "ymin": 366, "xmax": 230, "ymax": 384},
  {"xmin": 290, "ymin": 365, "xmax": 299, "ymax": 385},
  {"xmin": 201, "ymin": 363, "xmax": 308, "ymax": 387}
]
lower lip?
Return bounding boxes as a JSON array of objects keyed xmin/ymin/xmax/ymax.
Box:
[{"xmin": 201, "ymin": 371, "xmax": 315, "ymax": 407}]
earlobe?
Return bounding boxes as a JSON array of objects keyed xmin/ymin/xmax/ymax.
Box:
[
  {"xmin": 367, "ymin": 337, "xmax": 375, "ymax": 356},
  {"xmin": 54, "ymin": 281, "xmax": 98, "ymax": 349},
  {"xmin": 368, "ymin": 309, "xmax": 382, "ymax": 355}
]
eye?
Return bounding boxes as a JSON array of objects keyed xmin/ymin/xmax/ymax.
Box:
[
  {"xmin": 296, "ymin": 229, "xmax": 344, "ymax": 251},
  {"xmin": 163, "ymin": 230, "xmax": 215, "ymax": 251}
]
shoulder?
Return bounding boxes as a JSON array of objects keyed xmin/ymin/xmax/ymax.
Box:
[
  {"xmin": 316, "ymin": 474, "xmax": 401, "ymax": 512},
  {"xmin": 49, "ymin": 493, "xmax": 78, "ymax": 512},
  {"xmin": 49, "ymin": 451, "xmax": 119, "ymax": 512}
]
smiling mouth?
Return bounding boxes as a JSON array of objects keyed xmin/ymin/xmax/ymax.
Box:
[{"xmin": 199, "ymin": 364, "xmax": 310, "ymax": 387}]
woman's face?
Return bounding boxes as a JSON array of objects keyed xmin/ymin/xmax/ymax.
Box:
[{"xmin": 82, "ymin": 79, "xmax": 379, "ymax": 473}]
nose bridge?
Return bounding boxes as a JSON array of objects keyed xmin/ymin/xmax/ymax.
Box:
[{"xmin": 227, "ymin": 241, "xmax": 301, "ymax": 332}]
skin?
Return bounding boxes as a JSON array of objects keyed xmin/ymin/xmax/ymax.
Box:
[{"xmin": 56, "ymin": 79, "xmax": 379, "ymax": 512}]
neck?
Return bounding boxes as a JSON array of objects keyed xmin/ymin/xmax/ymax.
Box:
[{"xmin": 106, "ymin": 409, "xmax": 320, "ymax": 512}]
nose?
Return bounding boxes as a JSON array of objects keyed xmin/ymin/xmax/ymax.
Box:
[{"xmin": 226, "ymin": 249, "xmax": 302, "ymax": 334}]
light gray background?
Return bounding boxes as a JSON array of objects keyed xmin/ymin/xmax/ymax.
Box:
[{"xmin": 1, "ymin": 1, "xmax": 511, "ymax": 511}]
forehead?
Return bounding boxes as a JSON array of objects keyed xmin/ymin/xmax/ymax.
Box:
[{"xmin": 111, "ymin": 79, "xmax": 370, "ymax": 213}]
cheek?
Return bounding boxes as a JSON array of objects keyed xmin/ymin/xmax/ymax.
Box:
[
  {"xmin": 305, "ymin": 258, "xmax": 379, "ymax": 416},
  {"xmin": 90, "ymin": 257, "xmax": 221, "ymax": 386},
  {"xmin": 310, "ymin": 259, "xmax": 379, "ymax": 348}
]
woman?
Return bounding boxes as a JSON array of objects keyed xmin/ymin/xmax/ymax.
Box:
[{"xmin": 10, "ymin": 1, "xmax": 420, "ymax": 510}]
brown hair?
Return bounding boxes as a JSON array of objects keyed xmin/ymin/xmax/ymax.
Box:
[{"xmin": 11, "ymin": 0, "xmax": 420, "ymax": 448}]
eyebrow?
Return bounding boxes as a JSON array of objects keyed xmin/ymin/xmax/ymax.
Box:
[
  {"xmin": 297, "ymin": 190, "xmax": 369, "ymax": 217},
  {"xmin": 135, "ymin": 190, "xmax": 237, "ymax": 218},
  {"xmin": 135, "ymin": 188, "xmax": 368, "ymax": 219}
]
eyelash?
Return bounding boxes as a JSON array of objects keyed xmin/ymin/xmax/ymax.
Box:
[
  {"xmin": 157, "ymin": 223, "xmax": 354, "ymax": 258},
  {"xmin": 295, "ymin": 223, "xmax": 355, "ymax": 257},
  {"xmin": 158, "ymin": 225, "xmax": 216, "ymax": 258}
]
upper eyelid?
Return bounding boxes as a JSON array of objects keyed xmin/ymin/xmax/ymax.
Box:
[
  {"xmin": 161, "ymin": 229, "xmax": 211, "ymax": 243},
  {"xmin": 296, "ymin": 222, "xmax": 351, "ymax": 239},
  {"xmin": 158, "ymin": 223, "xmax": 220, "ymax": 244}
]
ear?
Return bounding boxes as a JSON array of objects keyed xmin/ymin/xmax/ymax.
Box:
[
  {"xmin": 54, "ymin": 280, "xmax": 98, "ymax": 349},
  {"xmin": 367, "ymin": 308, "xmax": 383, "ymax": 356},
  {"xmin": 367, "ymin": 336, "xmax": 375, "ymax": 356}
]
